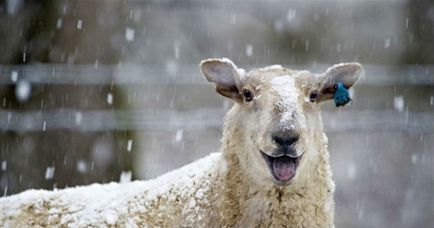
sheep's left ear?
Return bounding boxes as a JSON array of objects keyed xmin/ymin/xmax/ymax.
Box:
[
  {"xmin": 314, "ymin": 62, "xmax": 363, "ymax": 103},
  {"xmin": 200, "ymin": 58, "xmax": 245, "ymax": 103}
]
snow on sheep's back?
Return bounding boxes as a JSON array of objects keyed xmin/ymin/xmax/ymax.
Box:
[{"xmin": 0, "ymin": 153, "xmax": 222, "ymax": 227}]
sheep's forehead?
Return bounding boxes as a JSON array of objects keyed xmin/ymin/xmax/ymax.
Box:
[
  {"xmin": 245, "ymin": 66, "xmax": 304, "ymax": 97},
  {"xmin": 245, "ymin": 66, "xmax": 312, "ymax": 118},
  {"xmin": 270, "ymin": 75, "xmax": 297, "ymax": 102}
]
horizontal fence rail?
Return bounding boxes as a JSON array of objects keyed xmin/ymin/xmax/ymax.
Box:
[
  {"xmin": 0, "ymin": 109, "xmax": 432, "ymax": 133},
  {"xmin": 0, "ymin": 64, "xmax": 434, "ymax": 85},
  {"xmin": 0, "ymin": 64, "xmax": 432, "ymax": 133}
]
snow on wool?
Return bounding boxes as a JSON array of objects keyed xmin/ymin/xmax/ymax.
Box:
[
  {"xmin": 0, "ymin": 58, "xmax": 362, "ymax": 227},
  {"xmin": 1, "ymin": 153, "xmax": 221, "ymax": 227}
]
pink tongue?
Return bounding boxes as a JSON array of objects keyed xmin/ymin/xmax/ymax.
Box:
[{"xmin": 272, "ymin": 157, "xmax": 295, "ymax": 181}]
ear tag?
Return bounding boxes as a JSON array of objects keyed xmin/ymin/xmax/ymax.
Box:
[{"xmin": 333, "ymin": 82, "xmax": 351, "ymax": 107}]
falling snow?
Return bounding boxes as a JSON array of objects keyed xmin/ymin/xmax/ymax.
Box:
[
  {"xmin": 175, "ymin": 129, "xmax": 183, "ymax": 142},
  {"xmin": 75, "ymin": 112, "xmax": 82, "ymax": 125},
  {"xmin": 107, "ymin": 93, "xmax": 113, "ymax": 105},
  {"xmin": 76, "ymin": 160, "xmax": 88, "ymax": 174},
  {"xmin": 56, "ymin": 18, "xmax": 63, "ymax": 29},
  {"xmin": 77, "ymin": 19, "xmax": 83, "ymax": 30},
  {"xmin": 127, "ymin": 139, "xmax": 133, "ymax": 152},
  {"xmin": 125, "ymin": 27, "xmax": 135, "ymax": 42},
  {"xmin": 394, "ymin": 96, "xmax": 404, "ymax": 112},
  {"xmin": 246, "ymin": 45, "xmax": 253, "ymax": 57},
  {"xmin": 287, "ymin": 9, "xmax": 296, "ymax": 21},
  {"xmin": 120, "ymin": 171, "xmax": 132, "ymax": 183},
  {"xmin": 1, "ymin": 161, "xmax": 6, "ymax": 171},
  {"xmin": 15, "ymin": 80, "xmax": 31, "ymax": 102},
  {"xmin": 10, "ymin": 71, "xmax": 18, "ymax": 82},
  {"xmin": 45, "ymin": 166, "xmax": 55, "ymax": 180},
  {"xmin": 411, "ymin": 154, "xmax": 418, "ymax": 164},
  {"xmin": 174, "ymin": 41, "xmax": 180, "ymax": 59},
  {"xmin": 347, "ymin": 163, "xmax": 357, "ymax": 179},
  {"xmin": 384, "ymin": 39, "xmax": 391, "ymax": 48}
]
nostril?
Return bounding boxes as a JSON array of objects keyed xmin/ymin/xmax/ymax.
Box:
[{"xmin": 272, "ymin": 134, "xmax": 299, "ymax": 147}]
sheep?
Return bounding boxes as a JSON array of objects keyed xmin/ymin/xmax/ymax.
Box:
[{"xmin": 0, "ymin": 58, "xmax": 362, "ymax": 227}]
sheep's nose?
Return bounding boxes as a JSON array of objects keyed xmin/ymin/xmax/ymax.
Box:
[{"xmin": 272, "ymin": 132, "xmax": 299, "ymax": 148}]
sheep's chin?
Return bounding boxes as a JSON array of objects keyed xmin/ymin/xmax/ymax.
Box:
[{"xmin": 260, "ymin": 151, "xmax": 302, "ymax": 185}]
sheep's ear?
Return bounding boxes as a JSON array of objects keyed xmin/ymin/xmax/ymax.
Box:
[
  {"xmin": 200, "ymin": 58, "xmax": 244, "ymax": 102},
  {"xmin": 315, "ymin": 62, "xmax": 363, "ymax": 102}
]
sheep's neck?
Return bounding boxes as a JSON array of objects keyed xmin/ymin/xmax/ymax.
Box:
[
  {"xmin": 219, "ymin": 153, "xmax": 333, "ymax": 227},
  {"xmin": 219, "ymin": 108, "xmax": 334, "ymax": 227}
]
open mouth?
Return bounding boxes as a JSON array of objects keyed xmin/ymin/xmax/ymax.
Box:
[{"xmin": 260, "ymin": 150, "xmax": 302, "ymax": 183}]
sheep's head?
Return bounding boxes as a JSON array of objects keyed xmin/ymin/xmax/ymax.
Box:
[{"xmin": 200, "ymin": 58, "xmax": 363, "ymax": 186}]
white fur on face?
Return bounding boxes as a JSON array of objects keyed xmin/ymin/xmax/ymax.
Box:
[
  {"xmin": 237, "ymin": 70, "xmax": 316, "ymax": 186},
  {"xmin": 270, "ymin": 75, "xmax": 298, "ymax": 131}
]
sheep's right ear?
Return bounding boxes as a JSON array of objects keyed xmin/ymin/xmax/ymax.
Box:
[
  {"xmin": 200, "ymin": 58, "xmax": 244, "ymax": 102},
  {"xmin": 314, "ymin": 62, "xmax": 363, "ymax": 103}
]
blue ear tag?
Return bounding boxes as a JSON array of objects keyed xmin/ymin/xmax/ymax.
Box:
[{"xmin": 333, "ymin": 82, "xmax": 351, "ymax": 107}]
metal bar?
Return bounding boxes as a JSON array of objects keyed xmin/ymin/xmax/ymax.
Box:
[
  {"xmin": 0, "ymin": 64, "xmax": 433, "ymax": 85},
  {"xmin": 0, "ymin": 109, "xmax": 432, "ymax": 133}
]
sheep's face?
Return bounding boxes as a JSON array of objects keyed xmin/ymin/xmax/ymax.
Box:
[
  {"xmin": 200, "ymin": 58, "xmax": 362, "ymax": 186},
  {"xmin": 237, "ymin": 68, "xmax": 312, "ymax": 186}
]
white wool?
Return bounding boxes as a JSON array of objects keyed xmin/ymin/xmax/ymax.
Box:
[
  {"xmin": 270, "ymin": 75, "xmax": 298, "ymax": 129},
  {"xmin": 0, "ymin": 153, "xmax": 221, "ymax": 227},
  {"xmin": 270, "ymin": 75, "xmax": 296, "ymax": 101}
]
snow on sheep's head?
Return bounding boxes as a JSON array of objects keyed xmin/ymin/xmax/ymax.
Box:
[{"xmin": 200, "ymin": 58, "xmax": 363, "ymax": 186}]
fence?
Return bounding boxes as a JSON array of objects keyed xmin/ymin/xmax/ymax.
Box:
[{"xmin": 0, "ymin": 64, "xmax": 433, "ymax": 133}]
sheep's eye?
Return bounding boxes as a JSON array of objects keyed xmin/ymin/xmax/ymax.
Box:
[
  {"xmin": 309, "ymin": 91, "xmax": 319, "ymax": 102},
  {"xmin": 243, "ymin": 89, "xmax": 254, "ymax": 102}
]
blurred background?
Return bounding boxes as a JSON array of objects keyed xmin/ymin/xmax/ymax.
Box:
[{"xmin": 0, "ymin": 0, "xmax": 433, "ymax": 227}]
